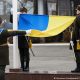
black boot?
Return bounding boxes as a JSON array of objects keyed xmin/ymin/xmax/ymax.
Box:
[
  {"xmin": 23, "ymin": 67, "xmax": 29, "ymax": 72},
  {"xmin": 23, "ymin": 62, "xmax": 29, "ymax": 72},
  {"xmin": 71, "ymin": 63, "xmax": 80, "ymax": 73},
  {"xmin": 71, "ymin": 68, "xmax": 80, "ymax": 73}
]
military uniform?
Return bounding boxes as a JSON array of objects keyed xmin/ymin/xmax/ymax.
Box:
[
  {"xmin": 72, "ymin": 14, "xmax": 80, "ymax": 72},
  {"xmin": 18, "ymin": 36, "xmax": 30, "ymax": 71},
  {"xmin": 0, "ymin": 29, "xmax": 26, "ymax": 80}
]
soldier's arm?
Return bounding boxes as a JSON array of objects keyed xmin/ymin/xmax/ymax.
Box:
[{"xmin": 1, "ymin": 29, "xmax": 26, "ymax": 37}]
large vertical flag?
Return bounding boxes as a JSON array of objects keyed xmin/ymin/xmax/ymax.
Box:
[{"xmin": 18, "ymin": 14, "xmax": 76, "ymax": 37}]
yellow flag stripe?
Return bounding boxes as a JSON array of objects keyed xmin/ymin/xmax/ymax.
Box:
[{"xmin": 28, "ymin": 16, "xmax": 76, "ymax": 37}]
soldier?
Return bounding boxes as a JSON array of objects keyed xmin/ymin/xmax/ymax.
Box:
[
  {"xmin": 71, "ymin": 5, "xmax": 80, "ymax": 73},
  {"xmin": 18, "ymin": 7, "xmax": 30, "ymax": 72},
  {"xmin": 0, "ymin": 16, "xmax": 28, "ymax": 80}
]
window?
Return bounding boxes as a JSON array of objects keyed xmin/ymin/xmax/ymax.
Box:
[
  {"xmin": 17, "ymin": 0, "xmax": 34, "ymax": 14},
  {"xmin": 0, "ymin": 2, "xmax": 4, "ymax": 15},
  {"xmin": 6, "ymin": 0, "xmax": 12, "ymax": 15},
  {"xmin": 25, "ymin": 0, "xmax": 34, "ymax": 14},
  {"xmin": 48, "ymin": 2, "xmax": 56, "ymax": 15}
]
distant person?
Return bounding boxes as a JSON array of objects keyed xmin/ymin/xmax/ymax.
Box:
[
  {"xmin": 0, "ymin": 16, "xmax": 28, "ymax": 80},
  {"xmin": 18, "ymin": 7, "xmax": 30, "ymax": 72},
  {"xmin": 10, "ymin": 8, "xmax": 13, "ymax": 23},
  {"xmin": 71, "ymin": 5, "xmax": 80, "ymax": 73}
]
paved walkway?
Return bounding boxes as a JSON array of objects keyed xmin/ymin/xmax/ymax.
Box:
[{"xmin": 6, "ymin": 43, "xmax": 76, "ymax": 73}]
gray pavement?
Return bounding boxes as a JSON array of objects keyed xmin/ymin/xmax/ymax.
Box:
[{"xmin": 6, "ymin": 43, "xmax": 76, "ymax": 73}]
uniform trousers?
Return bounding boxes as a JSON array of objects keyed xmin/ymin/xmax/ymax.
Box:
[
  {"xmin": 74, "ymin": 51, "xmax": 80, "ymax": 69},
  {"xmin": 19, "ymin": 48, "xmax": 30, "ymax": 71},
  {"xmin": 0, "ymin": 65, "xmax": 6, "ymax": 80}
]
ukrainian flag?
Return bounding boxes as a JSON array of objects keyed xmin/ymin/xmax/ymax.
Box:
[{"xmin": 18, "ymin": 14, "xmax": 76, "ymax": 37}]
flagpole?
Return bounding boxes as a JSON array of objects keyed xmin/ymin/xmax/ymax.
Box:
[{"xmin": 12, "ymin": 0, "xmax": 20, "ymax": 68}]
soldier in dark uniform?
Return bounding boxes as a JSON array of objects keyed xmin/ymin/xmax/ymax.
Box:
[
  {"xmin": 71, "ymin": 5, "xmax": 80, "ymax": 73},
  {"xmin": 0, "ymin": 17, "xmax": 27, "ymax": 80},
  {"xmin": 18, "ymin": 35, "xmax": 30, "ymax": 72},
  {"xmin": 18, "ymin": 7, "xmax": 30, "ymax": 72}
]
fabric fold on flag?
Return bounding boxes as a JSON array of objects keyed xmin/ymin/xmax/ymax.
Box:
[{"xmin": 18, "ymin": 14, "xmax": 76, "ymax": 37}]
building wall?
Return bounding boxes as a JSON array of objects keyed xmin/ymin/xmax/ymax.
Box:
[
  {"xmin": 58, "ymin": 0, "xmax": 71, "ymax": 16},
  {"xmin": 0, "ymin": 0, "xmax": 12, "ymax": 21}
]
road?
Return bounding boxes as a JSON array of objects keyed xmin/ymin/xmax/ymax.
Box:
[{"xmin": 6, "ymin": 43, "xmax": 76, "ymax": 73}]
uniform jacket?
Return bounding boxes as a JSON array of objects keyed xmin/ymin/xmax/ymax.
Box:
[
  {"xmin": 18, "ymin": 36, "xmax": 29, "ymax": 49},
  {"xmin": 0, "ymin": 29, "xmax": 26, "ymax": 65},
  {"xmin": 72, "ymin": 14, "xmax": 80, "ymax": 51}
]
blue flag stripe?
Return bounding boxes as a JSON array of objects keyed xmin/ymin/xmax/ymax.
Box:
[{"xmin": 18, "ymin": 14, "xmax": 49, "ymax": 31}]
